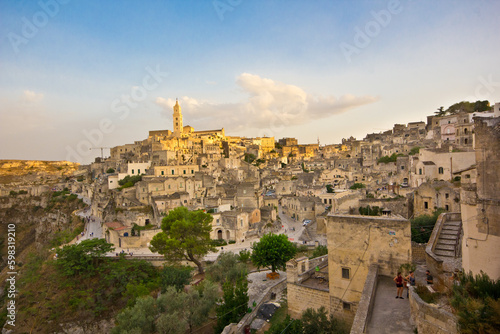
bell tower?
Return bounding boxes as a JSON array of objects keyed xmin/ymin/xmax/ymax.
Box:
[{"xmin": 173, "ymin": 98, "xmax": 183, "ymax": 137}]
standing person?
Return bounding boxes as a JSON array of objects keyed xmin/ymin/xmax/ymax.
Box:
[
  {"xmin": 394, "ymin": 272, "xmax": 404, "ymax": 299},
  {"xmin": 405, "ymin": 271, "xmax": 416, "ymax": 297},
  {"xmin": 426, "ymin": 270, "xmax": 434, "ymax": 285}
]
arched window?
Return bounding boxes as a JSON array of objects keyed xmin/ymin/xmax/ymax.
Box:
[{"xmin": 438, "ymin": 167, "xmax": 444, "ymax": 174}]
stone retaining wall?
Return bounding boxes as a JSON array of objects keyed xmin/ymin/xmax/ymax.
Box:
[
  {"xmin": 412, "ymin": 241, "xmax": 426, "ymax": 263},
  {"xmin": 350, "ymin": 264, "xmax": 378, "ymax": 334},
  {"xmin": 409, "ymin": 287, "xmax": 457, "ymax": 334}
]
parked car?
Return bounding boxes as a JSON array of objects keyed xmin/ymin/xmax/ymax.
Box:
[{"xmin": 302, "ymin": 219, "xmax": 312, "ymax": 227}]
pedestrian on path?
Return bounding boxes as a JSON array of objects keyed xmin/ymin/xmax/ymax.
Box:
[
  {"xmin": 426, "ymin": 270, "xmax": 434, "ymax": 285},
  {"xmin": 394, "ymin": 272, "xmax": 404, "ymax": 299},
  {"xmin": 405, "ymin": 271, "xmax": 416, "ymax": 297}
]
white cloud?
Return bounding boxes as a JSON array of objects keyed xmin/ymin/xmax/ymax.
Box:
[
  {"xmin": 22, "ymin": 90, "xmax": 44, "ymax": 103},
  {"xmin": 155, "ymin": 73, "xmax": 378, "ymax": 134}
]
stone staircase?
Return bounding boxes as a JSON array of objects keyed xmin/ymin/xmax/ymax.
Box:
[{"xmin": 434, "ymin": 220, "xmax": 461, "ymax": 258}]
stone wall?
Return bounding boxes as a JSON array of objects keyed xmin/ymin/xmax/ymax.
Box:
[
  {"xmin": 358, "ymin": 198, "xmax": 409, "ymax": 218},
  {"xmin": 287, "ymin": 283, "xmax": 330, "ymax": 318},
  {"xmin": 350, "ymin": 264, "xmax": 378, "ymax": 334},
  {"xmin": 326, "ymin": 214, "xmax": 411, "ymax": 323},
  {"xmin": 412, "ymin": 241, "xmax": 426, "ymax": 263},
  {"xmin": 409, "ymin": 287, "xmax": 457, "ymax": 334}
]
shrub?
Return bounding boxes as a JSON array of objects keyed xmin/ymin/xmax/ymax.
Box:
[
  {"xmin": 452, "ymin": 271, "xmax": 500, "ymax": 333},
  {"xmin": 411, "ymin": 208, "xmax": 446, "ymax": 243},
  {"xmin": 106, "ymin": 168, "xmax": 115, "ymax": 173},
  {"xmin": 415, "ymin": 284, "xmax": 437, "ymax": 304},
  {"xmin": 311, "ymin": 245, "xmax": 328, "ymax": 258},
  {"xmin": 238, "ymin": 249, "xmax": 251, "ymax": 263},
  {"xmin": 210, "ymin": 239, "xmax": 227, "ymax": 247},
  {"xmin": 359, "ymin": 205, "xmax": 381, "ymax": 216},
  {"xmin": 119, "ymin": 175, "xmax": 142, "ymax": 188},
  {"xmin": 160, "ymin": 266, "xmax": 192, "ymax": 292},
  {"xmin": 350, "ymin": 183, "xmax": 366, "ymax": 190},
  {"xmin": 378, "ymin": 153, "xmax": 405, "ymax": 163},
  {"xmin": 409, "ymin": 147, "xmax": 421, "ymax": 155}
]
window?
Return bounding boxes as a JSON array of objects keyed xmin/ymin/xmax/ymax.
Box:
[
  {"xmin": 161, "ymin": 170, "xmax": 164, "ymax": 175},
  {"xmin": 424, "ymin": 201, "xmax": 429, "ymax": 209},
  {"xmin": 464, "ymin": 128, "xmax": 468, "ymax": 134},
  {"xmin": 343, "ymin": 302, "xmax": 351, "ymax": 310},
  {"xmin": 465, "ymin": 138, "xmax": 468, "ymax": 144},
  {"xmin": 171, "ymin": 170, "xmax": 175, "ymax": 175},
  {"xmin": 445, "ymin": 193, "xmax": 449, "ymax": 199},
  {"xmin": 438, "ymin": 167, "xmax": 444, "ymax": 174},
  {"xmin": 191, "ymin": 170, "xmax": 194, "ymax": 174},
  {"xmin": 138, "ymin": 169, "xmax": 140, "ymax": 174},
  {"xmin": 445, "ymin": 205, "xmax": 449, "ymax": 211},
  {"xmin": 419, "ymin": 168, "xmax": 422, "ymax": 175},
  {"xmin": 240, "ymin": 219, "xmax": 243, "ymax": 227},
  {"xmin": 401, "ymin": 165, "xmax": 405, "ymax": 170},
  {"xmin": 180, "ymin": 183, "xmax": 183, "ymax": 188},
  {"xmin": 465, "ymin": 174, "xmax": 471, "ymax": 179},
  {"xmin": 131, "ymin": 169, "xmax": 134, "ymax": 174},
  {"xmin": 342, "ymin": 268, "xmax": 350, "ymax": 279}
]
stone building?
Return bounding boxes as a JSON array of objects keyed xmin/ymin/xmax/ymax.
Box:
[
  {"xmin": 326, "ymin": 214, "xmax": 411, "ymax": 323},
  {"xmin": 413, "ymin": 181, "xmax": 460, "ymax": 216},
  {"xmin": 460, "ymin": 117, "xmax": 500, "ymax": 279},
  {"xmin": 286, "ymin": 214, "xmax": 411, "ymax": 325}
]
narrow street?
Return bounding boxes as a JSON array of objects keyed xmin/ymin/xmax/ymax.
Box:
[{"xmin": 75, "ymin": 194, "xmax": 102, "ymax": 244}]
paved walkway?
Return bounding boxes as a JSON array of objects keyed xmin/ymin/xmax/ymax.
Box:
[
  {"xmin": 366, "ymin": 276, "xmax": 414, "ymax": 334},
  {"xmin": 74, "ymin": 195, "xmax": 102, "ymax": 244}
]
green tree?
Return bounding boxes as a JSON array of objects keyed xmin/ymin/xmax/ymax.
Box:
[
  {"xmin": 215, "ymin": 276, "xmax": 249, "ymax": 333},
  {"xmin": 411, "ymin": 208, "xmax": 445, "ymax": 243},
  {"xmin": 106, "ymin": 168, "xmax": 115, "ymax": 173},
  {"xmin": 311, "ymin": 245, "xmax": 328, "ymax": 258},
  {"xmin": 150, "ymin": 207, "xmax": 215, "ymax": 274},
  {"xmin": 251, "ymin": 233, "xmax": 296, "ymax": 273},
  {"xmin": 113, "ymin": 282, "xmax": 218, "ymax": 334},
  {"xmin": 265, "ymin": 314, "xmax": 303, "ymax": 334},
  {"xmin": 326, "ymin": 184, "xmax": 334, "ymax": 193},
  {"xmin": 206, "ymin": 252, "xmax": 248, "ymax": 284},
  {"xmin": 350, "ymin": 183, "xmax": 366, "ymax": 190},
  {"xmin": 184, "ymin": 281, "xmax": 219, "ymax": 333},
  {"xmin": 244, "ymin": 153, "xmax": 256, "ymax": 163},
  {"xmin": 409, "ymin": 146, "xmax": 421, "ymax": 155},
  {"xmin": 160, "ymin": 265, "xmax": 193, "ymax": 292},
  {"xmin": 118, "ymin": 174, "xmax": 142, "ymax": 188},
  {"xmin": 434, "ymin": 106, "xmax": 445, "ymax": 116},
  {"xmin": 56, "ymin": 239, "xmax": 114, "ymax": 276},
  {"xmin": 302, "ymin": 306, "xmax": 349, "ymax": 334}
]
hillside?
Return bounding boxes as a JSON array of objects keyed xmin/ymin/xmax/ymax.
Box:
[{"xmin": 0, "ymin": 160, "xmax": 80, "ymax": 185}]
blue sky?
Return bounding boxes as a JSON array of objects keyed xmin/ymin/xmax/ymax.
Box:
[{"xmin": 1, "ymin": 0, "xmax": 499, "ymax": 163}]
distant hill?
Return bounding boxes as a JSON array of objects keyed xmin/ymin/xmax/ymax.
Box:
[
  {"xmin": 0, "ymin": 160, "xmax": 80, "ymax": 184},
  {"xmin": 435, "ymin": 100, "xmax": 491, "ymax": 117}
]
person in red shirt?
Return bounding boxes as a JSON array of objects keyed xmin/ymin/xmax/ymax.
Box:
[{"xmin": 394, "ymin": 272, "xmax": 404, "ymax": 299}]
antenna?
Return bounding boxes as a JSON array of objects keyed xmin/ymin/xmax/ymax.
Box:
[{"xmin": 89, "ymin": 147, "xmax": 110, "ymax": 159}]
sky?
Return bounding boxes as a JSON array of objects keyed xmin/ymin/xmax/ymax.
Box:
[{"xmin": 1, "ymin": 0, "xmax": 499, "ymax": 164}]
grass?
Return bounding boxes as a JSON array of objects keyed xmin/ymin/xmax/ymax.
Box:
[{"xmin": 415, "ymin": 284, "xmax": 438, "ymax": 304}]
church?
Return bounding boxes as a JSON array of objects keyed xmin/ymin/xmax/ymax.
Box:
[{"xmin": 148, "ymin": 99, "xmax": 225, "ymax": 140}]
